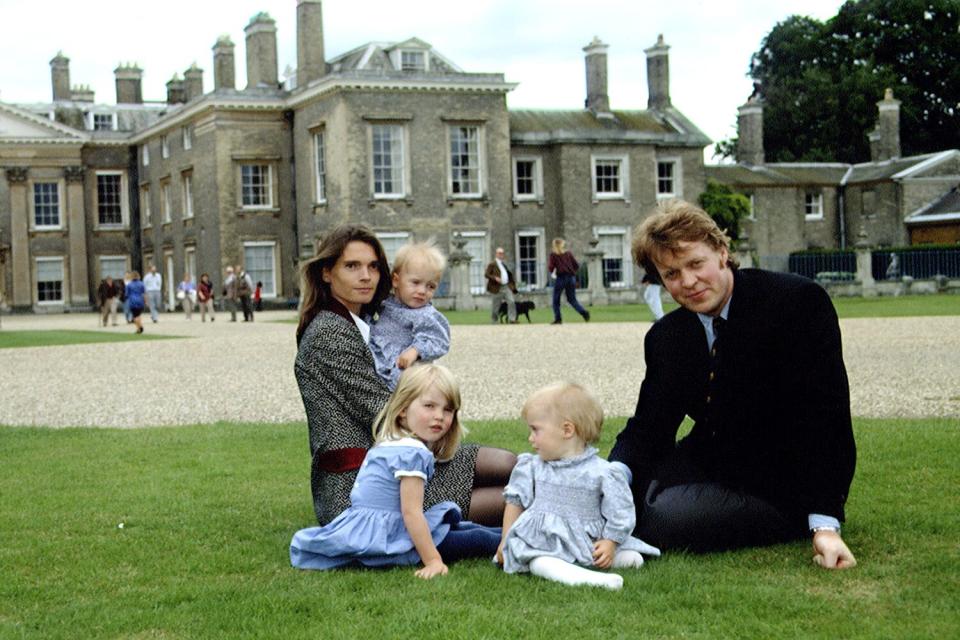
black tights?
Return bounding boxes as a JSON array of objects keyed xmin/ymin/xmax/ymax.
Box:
[{"xmin": 467, "ymin": 446, "xmax": 517, "ymax": 526}]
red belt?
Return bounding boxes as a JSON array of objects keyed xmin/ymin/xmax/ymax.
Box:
[{"xmin": 314, "ymin": 447, "xmax": 367, "ymax": 473}]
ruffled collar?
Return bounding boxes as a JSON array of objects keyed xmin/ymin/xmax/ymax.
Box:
[{"xmin": 544, "ymin": 446, "xmax": 598, "ymax": 468}]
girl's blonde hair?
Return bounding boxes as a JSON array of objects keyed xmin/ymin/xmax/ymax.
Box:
[
  {"xmin": 392, "ymin": 240, "xmax": 447, "ymax": 279},
  {"xmin": 521, "ymin": 382, "xmax": 604, "ymax": 444},
  {"xmin": 551, "ymin": 238, "xmax": 566, "ymax": 254},
  {"xmin": 373, "ymin": 363, "xmax": 464, "ymax": 461}
]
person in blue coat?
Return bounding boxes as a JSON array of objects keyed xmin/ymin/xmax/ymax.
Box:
[{"xmin": 124, "ymin": 271, "xmax": 147, "ymax": 334}]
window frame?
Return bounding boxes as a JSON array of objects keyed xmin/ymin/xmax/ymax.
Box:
[
  {"xmin": 141, "ymin": 185, "xmax": 152, "ymax": 228},
  {"xmin": 31, "ymin": 180, "xmax": 63, "ymax": 230},
  {"xmin": 805, "ymin": 192, "xmax": 824, "ymax": 220},
  {"xmin": 161, "ymin": 135, "xmax": 170, "ymax": 159},
  {"xmin": 95, "ymin": 170, "xmax": 128, "ymax": 228},
  {"xmin": 370, "ymin": 124, "xmax": 407, "ymax": 199},
  {"xmin": 656, "ymin": 157, "xmax": 682, "ymax": 199},
  {"xmin": 35, "ymin": 256, "xmax": 65, "ymax": 305},
  {"xmin": 142, "ymin": 144, "xmax": 150, "ymax": 167},
  {"xmin": 313, "ymin": 130, "xmax": 327, "ymax": 203},
  {"xmin": 375, "ymin": 231, "xmax": 412, "ymax": 269},
  {"xmin": 514, "ymin": 228, "xmax": 546, "ymax": 291},
  {"xmin": 239, "ymin": 163, "xmax": 275, "ymax": 209},
  {"xmin": 512, "ymin": 156, "xmax": 543, "ymax": 202},
  {"xmin": 89, "ymin": 112, "xmax": 117, "ymax": 131},
  {"xmin": 593, "ymin": 225, "xmax": 632, "ymax": 288},
  {"xmin": 447, "ymin": 124, "xmax": 485, "ymax": 198},
  {"xmin": 181, "ymin": 126, "xmax": 192, "ymax": 151},
  {"xmin": 98, "ymin": 255, "xmax": 128, "ymax": 282},
  {"xmin": 458, "ymin": 231, "xmax": 489, "ymax": 295},
  {"xmin": 400, "ymin": 49, "xmax": 428, "ymax": 72},
  {"xmin": 591, "ymin": 154, "xmax": 629, "ymax": 201},
  {"xmin": 242, "ymin": 240, "xmax": 279, "ymax": 299},
  {"xmin": 181, "ymin": 172, "xmax": 194, "ymax": 219},
  {"xmin": 160, "ymin": 179, "xmax": 172, "ymax": 224}
]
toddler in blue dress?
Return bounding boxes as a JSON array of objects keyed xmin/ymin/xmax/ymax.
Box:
[
  {"xmin": 369, "ymin": 241, "xmax": 451, "ymax": 390},
  {"xmin": 497, "ymin": 383, "xmax": 660, "ymax": 589},
  {"xmin": 290, "ymin": 363, "xmax": 500, "ymax": 579}
]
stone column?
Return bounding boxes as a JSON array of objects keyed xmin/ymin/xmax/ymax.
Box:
[
  {"xmin": 6, "ymin": 167, "xmax": 31, "ymax": 307},
  {"xmin": 584, "ymin": 237, "xmax": 609, "ymax": 306},
  {"xmin": 448, "ymin": 234, "xmax": 475, "ymax": 311},
  {"xmin": 64, "ymin": 166, "xmax": 89, "ymax": 306},
  {"xmin": 854, "ymin": 229, "xmax": 876, "ymax": 298}
]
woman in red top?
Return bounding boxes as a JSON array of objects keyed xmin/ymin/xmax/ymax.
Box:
[
  {"xmin": 197, "ymin": 273, "xmax": 216, "ymax": 322},
  {"xmin": 547, "ymin": 238, "xmax": 590, "ymax": 324}
]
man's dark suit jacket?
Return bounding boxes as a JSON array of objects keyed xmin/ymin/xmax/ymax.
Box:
[{"xmin": 610, "ymin": 268, "xmax": 856, "ymax": 521}]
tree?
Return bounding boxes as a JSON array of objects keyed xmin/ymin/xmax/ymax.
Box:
[
  {"xmin": 722, "ymin": 0, "xmax": 960, "ymax": 163},
  {"xmin": 698, "ymin": 180, "xmax": 751, "ymax": 243}
]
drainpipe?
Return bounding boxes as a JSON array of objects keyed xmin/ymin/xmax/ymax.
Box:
[
  {"xmin": 284, "ymin": 109, "xmax": 297, "ymax": 297},
  {"xmin": 838, "ymin": 165, "xmax": 853, "ymax": 250}
]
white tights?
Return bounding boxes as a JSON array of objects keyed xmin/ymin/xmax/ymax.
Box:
[{"xmin": 528, "ymin": 550, "xmax": 644, "ymax": 591}]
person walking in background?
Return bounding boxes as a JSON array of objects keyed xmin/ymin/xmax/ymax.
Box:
[
  {"xmin": 236, "ymin": 265, "xmax": 254, "ymax": 322},
  {"xmin": 254, "ymin": 281, "xmax": 263, "ymax": 312},
  {"xmin": 485, "ymin": 247, "xmax": 517, "ymax": 324},
  {"xmin": 197, "ymin": 273, "xmax": 216, "ymax": 322},
  {"xmin": 124, "ymin": 271, "xmax": 146, "ymax": 334},
  {"xmin": 547, "ymin": 238, "xmax": 590, "ymax": 325},
  {"xmin": 223, "ymin": 266, "xmax": 238, "ymax": 322},
  {"xmin": 97, "ymin": 276, "xmax": 119, "ymax": 327},
  {"xmin": 143, "ymin": 265, "xmax": 163, "ymax": 323},
  {"xmin": 177, "ymin": 274, "xmax": 197, "ymax": 320},
  {"xmin": 121, "ymin": 271, "xmax": 133, "ymax": 323},
  {"xmin": 641, "ymin": 271, "xmax": 664, "ymax": 321}
]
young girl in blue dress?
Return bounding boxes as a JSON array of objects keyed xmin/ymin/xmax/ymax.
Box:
[
  {"xmin": 496, "ymin": 382, "xmax": 660, "ymax": 589},
  {"xmin": 290, "ymin": 363, "xmax": 501, "ymax": 578}
]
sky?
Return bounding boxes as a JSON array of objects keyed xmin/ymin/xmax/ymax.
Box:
[{"xmin": 0, "ymin": 0, "xmax": 847, "ymax": 160}]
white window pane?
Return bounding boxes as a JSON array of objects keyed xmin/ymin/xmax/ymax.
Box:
[
  {"xmin": 100, "ymin": 257, "xmax": 126, "ymax": 280},
  {"xmin": 244, "ymin": 245, "xmax": 275, "ymax": 297},
  {"xmin": 34, "ymin": 182, "xmax": 60, "ymax": 226}
]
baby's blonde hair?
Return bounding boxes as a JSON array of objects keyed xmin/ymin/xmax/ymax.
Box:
[
  {"xmin": 373, "ymin": 363, "xmax": 464, "ymax": 461},
  {"xmin": 392, "ymin": 240, "xmax": 447, "ymax": 280},
  {"xmin": 521, "ymin": 382, "xmax": 604, "ymax": 444}
]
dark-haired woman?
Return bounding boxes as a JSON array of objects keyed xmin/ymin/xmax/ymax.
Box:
[{"xmin": 295, "ymin": 224, "xmax": 516, "ymax": 526}]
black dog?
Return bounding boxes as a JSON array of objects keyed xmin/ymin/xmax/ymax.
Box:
[{"xmin": 498, "ymin": 300, "xmax": 535, "ymax": 323}]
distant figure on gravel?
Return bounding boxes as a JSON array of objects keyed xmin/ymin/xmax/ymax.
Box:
[
  {"xmin": 485, "ymin": 247, "xmax": 518, "ymax": 324},
  {"xmin": 290, "ymin": 364, "xmax": 501, "ymax": 578},
  {"xmin": 197, "ymin": 273, "xmax": 216, "ymax": 322},
  {"xmin": 254, "ymin": 281, "xmax": 263, "ymax": 312},
  {"xmin": 369, "ymin": 241, "xmax": 451, "ymax": 390},
  {"xmin": 124, "ymin": 271, "xmax": 146, "ymax": 334},
  {"xmin": 177, "ymin": 274, "xmax": 196, "ymax": 320},
  {"xmin": 497, "ymin": 383, "xmax": 659, "ymax": 590},
  {"xmin": 236, "ymin": 265, "xmax": 255, "ymax": 322},
  {"xmin": 223, "ymin": 266, "xmax": 238, "ymax": 322},
  {"xmin": 143, "ymin": 265, "xmax": 163, "ymax": 323},
  {"xmin": 547, "ymin": 238, "xmax": 590, "ymax": 325},
  {"xmin": 97, "ymin": 276, "xmax": 120, "ymax": 327},
  {"xmin": 610, "ymin": 200, "xmax": 857, "ymax": 569},
  {"xmin": 294, "ymin": 223, "xmax": 515, "ymax": 529}
]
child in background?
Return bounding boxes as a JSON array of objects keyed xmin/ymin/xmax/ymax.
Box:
[
  {"xmin": 497, "ymin": 383, "xmax": 660, "ymax": 590},
  {"xmin": 254, "ymin": 281, "xmax": 263, "ymax": 312},
  {"xmin": 369, "ymin": 241, "xmax": 450, "ymax": 390},
  {"xmin": 290, "ymin": 364, "xmax": 501, "ymax": 578}
]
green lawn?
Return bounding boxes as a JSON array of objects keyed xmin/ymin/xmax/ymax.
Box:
[
  {"xmin": 1, "ymin": 417, "xmax": 957, "ymax": 639},
  {"xmin": 441, "ymin": 293, "xmax": 957, "ymax": 325},
  {"xmin": 0, "ymin": 329, "xmax": 178, "ymax": 349}
]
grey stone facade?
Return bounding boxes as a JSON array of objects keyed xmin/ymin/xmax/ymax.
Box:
[{"xmin": 1, "ymin": 1, "xmax": 711, "ymax": 312}]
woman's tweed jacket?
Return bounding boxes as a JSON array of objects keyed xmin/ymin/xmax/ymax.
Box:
[{"xmin": 295, "ymin": 308, "xmax": 477, "ymax": 525}]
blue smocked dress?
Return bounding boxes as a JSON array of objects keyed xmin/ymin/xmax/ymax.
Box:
[
  {"xmin": 500, "ymin": 448, "xmax": 660, "ymax": 573},
  {"xmin": 290, "ymin": 438, "xmax": 462, "ymax": 569}
]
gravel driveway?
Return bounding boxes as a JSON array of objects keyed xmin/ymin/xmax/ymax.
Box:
[{"xmin": 1, "ymin": 310, "xmax": 957, "ymax": 428}]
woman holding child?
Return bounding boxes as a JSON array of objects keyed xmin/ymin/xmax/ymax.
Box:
[{"xmin": 295, "ymin": 224, "xmax": 516, "ymax": 527}]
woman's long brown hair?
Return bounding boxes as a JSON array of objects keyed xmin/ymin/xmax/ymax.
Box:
[{"xmin": 296, "ymin": 224, "xmax": 392, "ymax": 343}]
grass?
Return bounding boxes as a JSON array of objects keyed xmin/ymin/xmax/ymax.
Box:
[
  {"xmin": 1, "ymin": 417, "xmax": 958, "ymax": 639},
  {"xmin": 0, "ymin": 329, "xmax": 178, "ymax": 349}
]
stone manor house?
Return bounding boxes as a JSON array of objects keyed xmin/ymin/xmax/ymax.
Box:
[{"xmin": 1, "ymin": 0, "xmax": 954, "ymax": 312}]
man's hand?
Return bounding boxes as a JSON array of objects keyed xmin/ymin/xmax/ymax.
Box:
[
  {"xmin": 592, "ymin": 539, "xmax": 617, "ymax": 569},
  {"xmin": 812, "ymin": 530, "xmax": 857, "ymax": 569},
  {"xmin": 397, "ymin": 347, "xmax": 419, "ymax": 370},
  {"xmin": 414, "ymin": 559, "xmax": 448, "ymax": 579}
]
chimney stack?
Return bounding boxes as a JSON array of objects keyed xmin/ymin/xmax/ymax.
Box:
[
  {"xmin": 737, "ymin": 96, "xmax": 765, "ymax": 165},
  {"xmin": 114, "ymin": 63, "xmax": 143, "ymax": 104},
  {"xmin": 184, "ymin": 63, "xmax": 204, "ymax": 101},
  {"xmin": 245, "ymin": 12, "xmax": 278, "ymax": 89},
  {"xmin": 213, "ymin": 36, "xmax": 236, "ymax": 90},
  {"xmin": 869, "ymin": 88, "xmax": 901, "ymax": 161},
  {"xmin": 645, "ymin": 34, "xmax": 671, "ymax": 110},
  {"xmin": 50, "ymin": 52, "xmax": 71, "ymax": 101},
  {"xmin": 583, "ymin": 37, "xmax": 611, "ymax": 114},
  {"xmin": 71, "ymin": 84, "xmax": 94, "ymax": 103},
  {"xmin": 297, "ymin": 0, "xmax": 326, "ymax": 87},
  {"xmin": 166, "ymin": 74, "xmax": 186, "ymax": 104}
]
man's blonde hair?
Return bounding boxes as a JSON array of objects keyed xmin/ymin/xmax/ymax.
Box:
[
  {"xmin": 392, "ymin": 241, "xmax": 447, "ymax": 280},
  {"xmin": 521, "ymin": 382, "xmax": 604, "ymax": 444},
  {"xmin": 373, "ymin": 363, "xmax": 464, "ymax": 461},
  {"xmin": 632, "ymin": 199, "xmax": 738, "ymax": 276}
]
